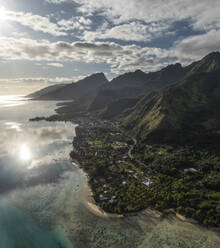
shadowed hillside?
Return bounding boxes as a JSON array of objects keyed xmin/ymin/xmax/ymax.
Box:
[{"xmin": 29, "ymin": 73, "xmax": 108, "ymax": 101}]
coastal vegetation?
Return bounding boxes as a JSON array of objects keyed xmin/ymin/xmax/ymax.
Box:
[
  {"xmin": 30, "ymin": 51, "xmax": 220, "ymax": 227},
  {"xmin": 70, "ymin": 118, "xmax": 220, "ymax": 226}
]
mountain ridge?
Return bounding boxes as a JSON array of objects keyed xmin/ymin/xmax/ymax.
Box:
[
  {"xmin": 29, "ymin": 51, "xmax": 220, "ymax": 125},
  {"xmin": 28, "ymin": 72, "xmax": 108, "ymax": 101},
  {"xmin": 56, "ymin": 51, "xmax": 220, "ymax": 119}
]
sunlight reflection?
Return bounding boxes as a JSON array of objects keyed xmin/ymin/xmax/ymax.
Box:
[
  {"xmin": 19, "ymin": 144, "xmax": 32, "ymax": 162},
  {"xmin": 0, "ymin": 95, "xmax": 27, "ymax": 108},
  {"xmin": 5, "ymin": 122, "xmax": 22, "ymax": 132}
]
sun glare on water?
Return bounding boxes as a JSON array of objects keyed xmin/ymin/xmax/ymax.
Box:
[
  {"xmin": 19, "ymin": 144, "xmax": 32, "ymax": 162},
  {"xmin": 0, "ymin": 95, "xmax": 26, "ymax": 107}
]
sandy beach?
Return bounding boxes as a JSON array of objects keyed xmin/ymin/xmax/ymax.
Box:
[
  {"xmin": 82, "ymin": 184, "xmax": 124, "ymax": 218},
  {"xmin": 71, "ymin": 157, "xmax": 124, "ymax": 218}
]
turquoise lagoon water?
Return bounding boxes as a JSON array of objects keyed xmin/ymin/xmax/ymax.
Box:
[{"xmin": 0, "ymin": 96, "xmax": 219, "ymax": 248}]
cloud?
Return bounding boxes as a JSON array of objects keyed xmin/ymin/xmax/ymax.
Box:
[
  {"xmin": 45, "ymin": 0, "xmax": 220, "ymax": 28},
  {"xmin": 46, "ymin": 0, "xmax": 65, "ymax": 3},
  {"xmin": 11, "ymin": 31, "xmax": 29, "ymax": 38},
  {"xmin": 2, "ymin": 35, "xmax": 205, "ymax": 74},
  {"xmin": 0, "ymin": 37, "xmax": 123, "ymax": 63},
  {"xmin": 47, "ymin": 62, "xmax": 64, "ymax": 67},
  {"xmin": 2, "ymin": 7, "xmax": 92, "ymax": 37},
  {"xmin": 0, "ymin": 28, "xmax": 219, "ymax": 76},
  {"xmin": 83, "ymin": 21, "xmax": 171, "ymax": 42},
  {"xmin": 0, "ymin": 37, "xmax": 167, "ymax": 73},
  {"xmin": 174, "ymin": 30, "xmax": 220, "ymax": 62},
  {"xmin": 58, "ymin": 16, "xmax": 92, "ymax": 31},
  {"xmin": 0, "ymin": 0, "xmax": 218, "ymax": 88},
  {"xmin": 3, "ymin": 8, "xmax": 66, "ymax": 36},
  {"xmin": 31, "ymin": 126, "xmax": 75, "ymax": 141},
  {"xmin": 46, "ymin": 0, "xmax": 69, "ymax": 3},
  {"xmin": 75, "ymin": 0, "xmax": 220, "ymax": 31},
  {"xmin": 0, "ymin": 76, "xmax": 85, "ymax": 85},
  {"xmin": 43, "ymin": 1, "xmax": 220, "ymax": 45}
]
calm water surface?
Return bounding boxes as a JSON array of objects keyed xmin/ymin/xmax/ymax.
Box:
[{"xmin": 0, "ymin": 96, "xmax": 219, "ymax": 248}]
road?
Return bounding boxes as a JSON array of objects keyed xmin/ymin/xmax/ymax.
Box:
[{"xmin": 128, "ymin": 137, "xmax": 137, "ymax": 159}]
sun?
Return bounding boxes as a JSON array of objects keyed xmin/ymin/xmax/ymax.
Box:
[
  {"xmin": 19, "ymin": 144, "xmax": 32, "ymax": 162},
  {"xmin": 0, "ymin": 7, "xmax": 7, "ymax": 21}
]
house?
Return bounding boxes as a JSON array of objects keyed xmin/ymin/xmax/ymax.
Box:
[
  {"xmin": 103, "ymin": 184, "xmax": 110, "ymax": 188},
  {"xmin": 99, "ymin": 178, "xmax": 106, "ymax": 183},
  {"xmin": 109, "ymin": 196, "xmax": 117, "ymax": 203},
  {"xmin": 142, "ymin": 178, "xmax": 153, "ymax": 186},
  {"xmin": 133, "ymin": 174, "xmax": 139, "ymax": 179},
  {"xmin": 99, "ymin": 194, "xmax": 107, "ymax": 201},
  {"xmin": 184, "ymin": 168, "xmax": 198, "ymax": 173}
]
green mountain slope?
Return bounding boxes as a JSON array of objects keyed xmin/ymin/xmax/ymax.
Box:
[
  {"xmin": 185, "ymin": 51, "xmax": 220, "ymax": 76},
  {"xmin": 99, "ymin": 97, "xmax": 140, "ymax": 119},
  {"xmin": 123, "ymin": 68, "xmax": 220, "ymax": 144}
]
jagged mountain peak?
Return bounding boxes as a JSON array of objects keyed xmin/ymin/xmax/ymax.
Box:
[
  {"xmin": 203, "ymin": 51, "xmax": 220, "ymax": 60},
  {"xmin": 73, "ymin": 72, "xmax": 108, "ymax": 84},
  {"xmin": 134, "ymin": 69, "xmax": 146, "ymax": 75},
  {"xmin": 85, "ymin": 72, "xmax": 108, "ymax": 81},
  {"xmin": 162, "ymin": 63, "xmax": 182, "ymax": 71},
  {"xmin": 200, "ymin": 51, "xmax": 220, "ymax": 67},
  {"xmin": 187, "ymin": 51, "xmax": 220, "ymax": 75}
]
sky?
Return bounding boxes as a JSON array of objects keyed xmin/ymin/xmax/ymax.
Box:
[{"xmin": 0, "ymin": 0, "xmax": 220, "ymax": 95}]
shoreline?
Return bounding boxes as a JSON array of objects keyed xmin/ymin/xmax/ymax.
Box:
[
  {"xmin": 70, "ymin": 130, "xmax": 199, "ymax": 223},
  {"xmin": 69, "ymin": 120, "xmax": 218, "ymax": 229},
  {"xmin": 71, "ymin": 158, "xmax": 124, "ymax": 218},
  {"xmin": 71, "ymin": 158, "xmax": 165, "ymax": 220},
  {"xmin": 72, "ymin": 160, "xmax": 204, "ymax": 224},
  {"xmin": 82, "ymin": 183, "xmax": 124, "ymax": 218}
]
